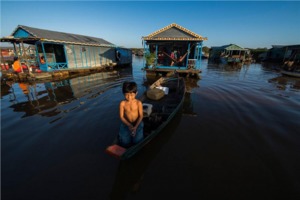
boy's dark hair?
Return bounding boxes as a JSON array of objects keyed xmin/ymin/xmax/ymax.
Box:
[{"xmin": 122, "ymin": 81, "xmax": 137, "ymax": 94}]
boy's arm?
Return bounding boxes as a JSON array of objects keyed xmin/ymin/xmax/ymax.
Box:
[{"xmin": 133, "ymin": 101, "xmax": 144, "ymax": 130}]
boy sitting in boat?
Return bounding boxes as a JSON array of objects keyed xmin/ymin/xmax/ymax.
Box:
[{"xmin": 119, "ymin": 81, "xmax": 144, "ymax": 147}]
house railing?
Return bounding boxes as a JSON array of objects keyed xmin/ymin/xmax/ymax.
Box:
[
  {"xmin": 187, "ymin": 59, "xmax": 197, "ymax": 69},
  {"xmin": 48, "ymin": 63, "xmax": 68, "ymax": 70},
  {"xmin": 40, "ymin": 62, "xmax": 68, "ymax": 71}
]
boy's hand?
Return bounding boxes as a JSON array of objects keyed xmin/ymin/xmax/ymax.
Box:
[
  {"xmin": 128, "ymin": 125, "xmax": 135, "ymax": 137},
  {"xmin": 130, "ymin": 126, "xmax": 137, "ymax": 137}
]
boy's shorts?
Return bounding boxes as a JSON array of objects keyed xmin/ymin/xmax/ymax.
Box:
[{"xmin": 118, "ymin": 121, "xmax": 144, "ymax": 147}]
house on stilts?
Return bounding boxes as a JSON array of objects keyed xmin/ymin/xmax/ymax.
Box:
[
  {"xmin": 0, "ymin": 25, "xmax": 132, "ymax": 72},
  {"xmin": 142, "ymin": 23, "xmax": 207, "ymax": 78},
  {"xmin": 208, "ymin": 44, "xmax": 251, "ymax": 65}
]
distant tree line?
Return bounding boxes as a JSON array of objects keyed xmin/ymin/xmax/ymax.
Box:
[{"xmin": 247, "ymin": 48, "xmax": 268, "ymax": 60}]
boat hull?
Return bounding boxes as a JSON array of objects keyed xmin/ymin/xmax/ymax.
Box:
[{"xmin": 281, "ymin": 70, "xmax": 300, "ymax": 78}]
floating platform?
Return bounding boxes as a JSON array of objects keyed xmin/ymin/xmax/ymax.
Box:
[
  {"xmin": 144, "ymin": 67, "xmax": 201, "ymax": 79},
  {"xmin": 0, "ymin": 64, "xmax": 118, "ymax": 83}
]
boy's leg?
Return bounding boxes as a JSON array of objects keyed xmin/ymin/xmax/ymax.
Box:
[
  {"xmin": 118, "ymin": 123, "xmax": 131, "ymax": 147},
  {"xmin": 133, "ymin": 122, "xmax": 144, "ymax": 144}
]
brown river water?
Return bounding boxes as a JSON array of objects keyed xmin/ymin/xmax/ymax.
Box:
[{"xmin": 1, "ymin": 56, "xmax": 300, "ymax": 200}]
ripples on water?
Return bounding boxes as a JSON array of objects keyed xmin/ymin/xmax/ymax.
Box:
[{"xmin": 1, "ymin": 57, "xmax": 300, "ymax": 200}]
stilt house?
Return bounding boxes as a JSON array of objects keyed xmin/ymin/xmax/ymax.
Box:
[
  {"xmin": 0, "ymin": 25, "xmax": 132, "ymax": 72},
  {"xmin": 208, "ymin": 44, "xmax": 250, "ymax": 64},
  {"xmin": 142, "ymin": 23, "xmax": 207, "ymax": 72}
]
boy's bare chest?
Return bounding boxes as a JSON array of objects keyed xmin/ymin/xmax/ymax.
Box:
[{"xmin": 124, "ymin": 102, "xmax": 138, "ymax": 111}]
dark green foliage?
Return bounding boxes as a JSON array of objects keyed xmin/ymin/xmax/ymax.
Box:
[{"xmin": 248, "ymin": 48, "xmax": 268, "ymax": 60}]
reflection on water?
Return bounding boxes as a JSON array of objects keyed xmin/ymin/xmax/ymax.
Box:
[
  {"xmin": 268, "ymin": 75, "xmax": 300, "ymax": 91},
  {"xmin": 110, "ymin": 111, "xmax": 183, "ymax": 200},
  {"xmin": 2, "ymin": 71, "xmax": 125, "ymax": 118},
  {"xmin": 1, "ymin": 58, "xmax": 300, "ymax": 200},
  {"xmin": 207, "ymin": 62, "xmax": 244, "ymax": 71}
]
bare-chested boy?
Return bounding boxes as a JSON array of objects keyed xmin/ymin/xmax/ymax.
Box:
[{"xmin": 119, "ymin": 81, "xmax": 144, "ymax": 147}]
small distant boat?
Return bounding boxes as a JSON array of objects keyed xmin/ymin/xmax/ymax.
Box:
[
  {"xmin": 280, "ymin": 70, "xmax": 300, "ymax": 78},
  {"xmin": 105, "ymin": 76, "xmax": 186, "ymax": 160}
]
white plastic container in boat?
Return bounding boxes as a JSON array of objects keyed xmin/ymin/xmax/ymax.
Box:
[
  {"xmin": 155, "ymin": 86, "xmax": 169, "ymax": 95},
  {"xmin": 142, "ymin": 103, "xmax": 153, "ymax": 117}
]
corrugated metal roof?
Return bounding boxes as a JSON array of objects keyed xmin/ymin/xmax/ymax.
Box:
[
  {"xmin": 142, "ymin": 23, "xmax": 207, "ymax": 41},
  {"xmin": 10, "ymin": 25, "xmax": 114, "ymax": 47},
  {"xmin": 211, "ymin": 44, "xmax": 246, "ymax": 51}
]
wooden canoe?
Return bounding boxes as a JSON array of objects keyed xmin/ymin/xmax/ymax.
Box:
[
  {"xmin": 281, "ymin": 70, "xmax": 300, "ymax": 78},
  {"xmin": 105, "ymin": 76, "xmax": 186, "ymax": 160}
]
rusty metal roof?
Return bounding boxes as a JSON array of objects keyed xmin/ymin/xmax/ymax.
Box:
[
  {"xmin": 142, "ymin": 23, "xmax": 207, "ymax": 41},
  {"xmin": 7, "ymin": 25, "xmax": 114, "ymax": 47}
]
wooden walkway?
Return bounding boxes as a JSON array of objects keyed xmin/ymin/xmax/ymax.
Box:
[{"xmin": 1, "ymin": 65, "xmax": 118, "ymax": 83}]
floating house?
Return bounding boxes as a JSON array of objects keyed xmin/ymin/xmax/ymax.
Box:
[
  {"xmin": 262, "ymin": 44, "xmax": 300, "ymax": 63},
  {"xmin": 141, "ymin": 23, "xmax": 207, "ymax": 77},
  {"xmin": 282, "ymin": 45, "xmax": 300, "ymax": 63},
  {"xmin": 208, "ymin": 44, "xmax": 251, "ymax": 64},
  {"xmin": 0, "ymin": 47, "xmax": 14, "ymax": 62},
  {"xmin": 0, "ymin": 25, "xmax": 132, "ymax": 72},
  {"xmin": 260, "ymin": 45, "xmax": 286, "ymax": 62}
]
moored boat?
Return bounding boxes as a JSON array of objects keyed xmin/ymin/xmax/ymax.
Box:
[
  {"xmin": 280, "ymin": 70, "xmax": 300, "ymax": 78},
  {"xmin": 105, "ymin": 76, "xmax": 186, "ymax": 160}
]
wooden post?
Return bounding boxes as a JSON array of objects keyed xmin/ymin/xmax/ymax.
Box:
[
  {"xmin": 155, "ymin": 44, "xmax": 158, "ymax": 66},
  {"xmin": 199, "ymin": 41, "xmax": 203, "ymax": 69},
  {"xmin": 21, "ymin": 41, "xmax": 31, "ymax": 74},
  {"xmin": 185, "ymin": 43, "xmax": 191, "ymax": 68}
]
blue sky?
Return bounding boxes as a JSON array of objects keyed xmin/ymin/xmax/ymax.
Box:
[{"xmin": 1, "ymin": 1, "xmax": 300, "ymax": 49}]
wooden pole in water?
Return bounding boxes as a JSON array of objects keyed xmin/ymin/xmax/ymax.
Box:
[{"xmin": 21, "ymin": 41, "xmax": 32, "ymax": 74}]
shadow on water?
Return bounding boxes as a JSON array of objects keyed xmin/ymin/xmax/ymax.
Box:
[
  {"xmin": 109, "ymin": 106, "xmax": 183, "ymax": 200},
  {"xmin": 1, "ymin": 81, "xmax": 12, "ymax": 97},
  {"xmin": 109, "ymin": 78, "xmax": 199, "ymax": 200}
]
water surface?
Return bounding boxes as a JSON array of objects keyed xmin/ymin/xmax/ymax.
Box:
[{"xmin": 1, "ymin": 57, "xmax": 300, "ymax": 200}]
